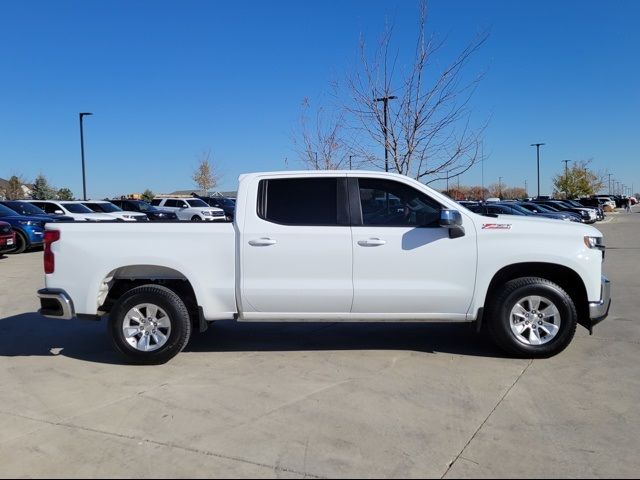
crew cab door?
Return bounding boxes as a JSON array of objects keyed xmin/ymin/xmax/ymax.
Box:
[
  {"xmin": 349, "ymin": 176, "xmax": 477, "ymax": 318},
  {"xmin": 239, "ymin": 175, "xmax": 353, "ymax": 317}
]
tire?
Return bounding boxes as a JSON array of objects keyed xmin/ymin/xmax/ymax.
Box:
[
  {"xmin": 108, "ymin": 284, "xmax": 192, "ymax": 364},
  {"xmin": 191, "ymin": 215, "xmax": 202, "ymax": 222},
  {"xmin": 486, "ymin": 277, "xmax": 577, "ymax": 358},
  {"xmin": 8, "ymin": 231, "xmax": 27, "ymax": 254}
]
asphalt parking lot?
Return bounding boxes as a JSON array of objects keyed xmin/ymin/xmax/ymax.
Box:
[{"xmin": 1, "ymin": 210, "xmax": 639, "ymax": 479}]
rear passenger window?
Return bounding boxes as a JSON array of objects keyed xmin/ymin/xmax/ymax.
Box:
[
  {"xmin": 259, "ymin": 178, "xmax": 340, "ymax": 226},
  {"xmin": 165, "ymin": 200, "xmax": 178, "ymax": 207},
  {"xmin": 151, "ymin": 199, "xmax": 162, "ymax": 206}
]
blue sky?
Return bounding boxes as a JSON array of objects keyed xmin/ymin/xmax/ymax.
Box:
[{"xmin": 0, "ymin": 0, "xmax": 638, "ymax": 198}]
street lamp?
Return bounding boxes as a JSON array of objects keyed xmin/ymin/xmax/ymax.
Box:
[
  {"xmin": 79, "ymin": 112, "xmax": 93, "ymax": 201},
  {"xmin": 530, "ymin": 143, "xmax": 545, "ymax": 198},
  {"xmin": 374, "ymin": 95, "xmax": 397, "ymax": 172},
  {"xmin": 498, "ymin": 176, "xmax": 503, "ymax": 198}
]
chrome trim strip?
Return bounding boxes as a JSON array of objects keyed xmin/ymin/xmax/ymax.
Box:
[{"xmin": 588, "ymin": 275, "xmax": 611, "ymax": 320}]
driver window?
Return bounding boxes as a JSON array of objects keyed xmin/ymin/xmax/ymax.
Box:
[{"xmin": 357, "ymin": 178, "xmax": 441, "ymax": 227}]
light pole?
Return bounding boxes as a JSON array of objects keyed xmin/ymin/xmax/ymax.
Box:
[
  {"xmin": 374, "ymin": 95, "xmax": 397, "ymax": 172},
  {"xmin": 531, "ymin": 143, "xmax": 545, "ymax": 198},
  {"xmin": 562, "ymin": 160, "xmax": 571, "ymax": 198},
  {"xmin": 349, "ymin": 155, "xmax": 355, "ymax": 170},
  {"xmin": 525, "ymin": 179, "xmax": 528, "ymax": 196},
  {"xmin": 608, "ymin": 173, "xmax": 613, "ymax": 195},
  {"xmin": 498, "ymin": 176, "xmax": 503, "ymax": 198},
  {"xmin": 79, "ymin": 112, "xmax": 93, "ymax": 201}
]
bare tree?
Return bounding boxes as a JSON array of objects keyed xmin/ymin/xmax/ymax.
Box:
[
  {"xmin": 346, "ymin": 1, "xmax": 489, "ymax": 183},
  {"xmin": 294, "ymin": 98, "xmax": 353, "ymax": 170},
  {"xmin": 192, "ymin": 150, "xmax": 218, "ymax": 193},
  {"xmin": 3, "ymin": 175, "xmax": 25, "ymax": 200}
]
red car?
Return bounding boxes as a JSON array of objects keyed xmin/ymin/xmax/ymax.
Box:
[{"xmin": 0, "ymin": 221, "xmax": 16, "ymax": 253}]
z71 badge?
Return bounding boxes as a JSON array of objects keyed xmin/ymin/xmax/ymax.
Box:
[{"xmin": 482, "ymin": 223, "xmax": 512, "ymax": 230}]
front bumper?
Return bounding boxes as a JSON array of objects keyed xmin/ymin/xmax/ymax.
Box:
[
  {"xmin": 582, "ymin": 275, "xmax": 611, "ymax": 333},
  {"xmin": 37, "ymin": 288, "xmax": 75, "ymax": 320}
]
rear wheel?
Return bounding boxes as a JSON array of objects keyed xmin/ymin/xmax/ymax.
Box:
[
  {"xmin": 8, "ymin": 231, "xmax": 27, "ymax": 254},
  {"xmin": 108, "ymin": 285, "xmax": 192, "ymax": 364},
  {"xmin": 486, "ymin": 277, "xmax": 577, "ymax": 358}
]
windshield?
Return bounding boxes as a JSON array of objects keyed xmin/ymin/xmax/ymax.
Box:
[
  {"xmin": 187, "ymin": 199, "xmax": 209, "ymax": 208},
  {"xmin": 86, "ymin": 202, "xmax": 122, "ymax": 213},
  {"xmin": 132, "ymin": 201, "xmax": 157, "ymax": 212},
  {"xmin": 500, "ymin": 204, "xmax": 531, "ymax": 215},
  {"xmin": 62, "ymin": 203, "xmax": 94, "ymax": 214},
  {"xmin": 219, "ymin": 198, "xmax": 235, "ymax": 206},
  {"xmin": 3, "ymin": 201, "xmax": 45, "ymax": 216},
  {"xmin": 527, "ymin": 203, "xmax": 555, "ymax": 213},
  {"xmin": 564, "ymin": 200, "xmax": 582, "ymax": 207},
  {"xmin": 0, "ymin": 204, "xmax": 19, "ymax": 217}
]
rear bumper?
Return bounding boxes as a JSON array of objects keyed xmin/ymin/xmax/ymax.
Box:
[{"xmin": 37, "ymin": 288, "xmax": 75, "ymax": 320}]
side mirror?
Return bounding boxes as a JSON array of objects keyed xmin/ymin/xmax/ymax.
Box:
[
  {"xmin": 54, "ymin": 210, "xmax": 64, "ymax": 215},
  {"xmin": 440, "ymin": 209, "xmax": 465, "ymax": 239}
]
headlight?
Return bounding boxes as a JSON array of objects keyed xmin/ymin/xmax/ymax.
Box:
[
  {"xmin": 122, "ymin": 215, "xmax": 134, "ymax": 219},
  {"xmin": 18, "ymin": 220, "xmax": 36, "ymax": 226},
  {"xmin": 201, "ymin": 211, "xmax": 213, "ymax": 216},
  {"xmin": 584, "ymin": 236, "xmax": 604, "ymax": 249}
]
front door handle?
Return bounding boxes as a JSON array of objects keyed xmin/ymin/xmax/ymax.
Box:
[
  {"xmin": 249, "ymin": 238, "xmax": 277, "ymax": 247},
  {"xmin": 358, "ymin": 238, "xmax": 386, "ymax": 247}
]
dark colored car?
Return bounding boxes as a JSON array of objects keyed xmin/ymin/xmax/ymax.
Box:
[
  {"xmin": 565, "ymin": 199, "xmax": 604, "ymax": 221},
  {"xmin": 0, "ymin": 203, "xmax": 46, "ymax": 253},
  {"xmin": 192, "ymin": 193, "xmax": 236, "ymax": 220},
  {"xmin": 518, "ymin": 202, "xmax": 582, "ymax": 222},
  {"xmin": 0, "ymin": 200, "xmax": 75, "ymax": 223},
  {"xmin": 466, "ymin": 203, "xmax": 527, "ymax": 216},
  {"xmin": 531, "ymin": 200, "xmax": 596, "ymax": 224},
  {"xmin": 0, "ymin": 221, "xmax": 16, "ymax": 254},
  {"xmin": 109, "ymin": 199, "xmax": 179, "ymax": 221}
]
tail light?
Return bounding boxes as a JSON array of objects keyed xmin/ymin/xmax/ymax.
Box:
[{"xmin": 44, "ymin": 230, "xmax": 60, "ymax": 274}]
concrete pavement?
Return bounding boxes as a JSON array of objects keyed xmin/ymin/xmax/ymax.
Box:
[{"xmin": 0, "ymin": 209, "xmax": 639, "ymax": 478}]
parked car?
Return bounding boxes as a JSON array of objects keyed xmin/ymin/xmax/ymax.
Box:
[
  {"xmin": 0, "ymin": 221, "xmax": 16, "ymax": 254},
  {"xmin": 0, "ymin": 200, "xmax": 75, "ymax": 223},
  {"xmin": 0, "ymin": 203, "xmax": 46, "ymax": 253},
  {"xmin": 590, "ymin": 196, "xmax": 616, "ymax": 211},
  {"xmin": 109, "ymin": 199, "xmax": 179, "ymax": 222},
  {"xmin": 38, "ymin": 171, "xmax": 610, "ymax": 364},
  {"xmin": 191, "ymin": 194, "xmax": 236, "ymax": 220},
  {"xmin": 466, "ymin": 203, "xmax": 527, "ymax": 216},
  {"xmin": 564, "ymin": 199, "xmax": 604, "ymax": 221},
  {"xmin": 531, "ymin": 200, "xmax": 597, "ymax": 224},
  {"xmin": 26, "ymin": 200, "xmax": 113, "ymax": 222},
  {"xmin": 517, "ymin": 202, "xmax": 582, "ymax": 222},
  {"xmin": 150, "ymin": 198, "xmax": 225, "ymax": 221},
  {"xmin": 80, "ymin": 201, "xmax": 148, "ymax": 222}
]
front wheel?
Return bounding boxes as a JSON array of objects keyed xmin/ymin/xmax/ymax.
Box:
[
  {"xmin": 191, "ymin": 215, "xmax": 202, "ymax": 222},
  {"xmin": 486, "ymin": 277, "xmax": 577, "ymax": 358},
  {"xmin": 7, "ymin": 231, "xmax": 27, "ymax": 254},
  {"xmin": 108, "ymin": 285, "xmax": 192, "ymax": 364}
]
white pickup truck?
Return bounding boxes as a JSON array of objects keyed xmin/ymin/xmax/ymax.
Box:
[{"xmin": 37, "ymin": 171, "xmax": 611, "ymax": 364}]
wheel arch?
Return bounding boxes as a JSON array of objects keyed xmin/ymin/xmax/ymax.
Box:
[
  {"xmin": 483, "ymin": 262, "xmax": 589, "ymax": 324},
  {"xmin": 97, "ymin": 265, "xmax": 204, "ymax": 331}
]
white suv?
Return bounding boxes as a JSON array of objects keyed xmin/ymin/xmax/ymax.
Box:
[
  {"xmin": 80, "ymin": 201, "xmax": 148, "ymax": 222},
  {"xmin": 151, "ymin": 198, "xmax": 225, "ymax": 221},
  {"xmin": 26, "ymin": 200, "xmax": 113, "ymax": 222}
]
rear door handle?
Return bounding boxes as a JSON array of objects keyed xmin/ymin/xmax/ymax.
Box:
[
  {"xmin": 249, "ymin": 238, "xmax": 277, "ymax": 247},
  {"xmin": 358, "ymin": 238, "xmax": 386, "ymax": 247}
]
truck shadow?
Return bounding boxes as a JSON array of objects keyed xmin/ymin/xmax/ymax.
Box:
[{"xmin": 0, "ymin": 313, "xmax": 502, "ymax": 364}]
